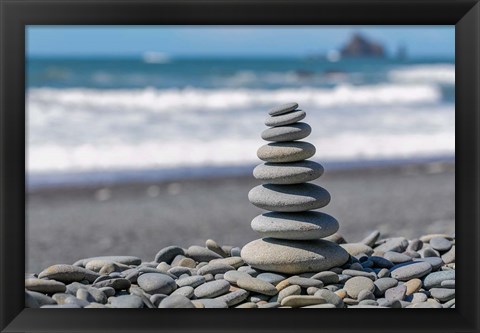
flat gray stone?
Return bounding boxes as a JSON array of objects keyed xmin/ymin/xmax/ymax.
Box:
[
  {"xmin": 357, "ymin": 290, "xmax": 375, "ymax": 302},
  {"xmin": 25, "ymin": 278, "xmax": 66, "ymax": 294},
  {"xmin": 257, "ymin": 142, "xmax": 315, "ymax": 163},
  {"xmin": 110, "ymin": 295, "xmax": 144, "ymax": 308},
  {"xmin": 340, "ymin": 243, "xmax": 373, "ymax": 256},
  {"xmin": 287, "ymin": 276, "xmax": 323, "ymax": 288},
  {"xmin": 311, "ymin": 271, "xmax": 339, "ymax": 284},
  {"xmin": 374, "ymin": 277, "xmax": 398, "ymax": 297},
  {"xmin": 241, "ymin": 238, "xmax": 349, "ymax": 274},
  {"xmin": 209, "ymin": 257, "xmax": 244, "ymax": 269},
  {"xmin": 193, "ymin": 298, "xmax": 228, "ymax": 308},
  {"xmin": 25, "ymin": 290, "xmax": 57, "ymax": 307},
  {"xmin": 256, "ymin": 272, "xmax": 286, "ymax": 285},
  {"xmin": 314, "ymin": 289, "xmax": 344, "ymax": 308},
  {"xmin": 423, "ymin": 270, "xmax": 455, "ymax": 289},
  {"xmin": 276, "ymin": 285, "xmax": 302, "ymax": 303},
  {"xmin": 215, "ymin": 289, "xmax": 249, "ymax": 306},
  {"xmin": 429, "ymin": 237, "xmax": 452, "ymax": 252},
  {"xmin": 441, "ymin": 279, "xmax": 455, "ymax": 288},
  {"xmin": 253, "ymin": 161, "xmax": 323, "ymax": 185},
  {"xmin": 385, "ymin": 285, "xmax": 407, "ymax": 301},
  {"xmin": 186, "ymin": 246, "xmax": 222, "ymax": 262},
  {"xmin": 93, "ymin": 278, "xmax": 131, "ymax": 290},
  {"xmin": 197, "ymin": 263, "xmax": 235, "ymax": 276},
  {"xmin": 137, "ymin": 273, "xmax": 176, "ymax": 295},
  {"xmin": 159, "ymin": 294, "xmax": 195, "ymax": 308},
  {"xmin": 38, "ymin": 264, "xmax": 100, "ymax": 283},
  {"xmin": 171, "ymin": 286, "xmax": 194, "ymax": 298},
  {"xmin": 265, "ymin": 110, "xmax": 306, "ymax": 127},
  {"xmin": 344, "ymin": 276, "xmax": 375, "ymax": 299},
  {"xmin": 390, "ymin": 262, "xmax": 432, "ymax": 281},
  {"xmin": 74, "ymin": 256, "xmax": 141, "ymax": 267},
  {"xmin": 413, "ymin": 257, "xmax": 443, "ymax": 270},
  {"xmin": 261, "ymin": 122, "xmax": 311, "ymax": 142},
  {"xmin": 154, "ymin": 246, "xmax": 185, "ymax": 264},
  {"xmin": 248, "ymin": 183, "xmax": 330, "ymax": 212},
  {"xmin": 251, "ymin": 211, "xmax": 338, "ymax": 240},
  {"xmin": 237, "ymin": 277, "xmax": 278, "ymax": 296},
  {"xmin": 441, "ymin": 245, "xmax": 455, "ymax": 264},
  {"xmin": 430, "ymin": 288, "xmax": 455, "ymax": 302},
  {"xmin": 268, "ymin": 102, "xmax": 298, "ymax": 116},
  {"xmin": 194, "ymin": 279, "xmax": 230, "ymax": 298},
  {"xmin": 176, "ymin": 275, "xmax": 206, "ymax": 288},
  {"xmin": 374, "ymin": 237, "xmax": 409, "ymax": 253},
  {"xmin": 223, "ymin": 270, "xmax": 252, "ymax": 284},
  {"xmin": 281, "ymin": 295, "xmax": 326, "ymax": 307},
  {"xmin": 383, "ymin": 252, "xmax": 412, "ymax": 264}
]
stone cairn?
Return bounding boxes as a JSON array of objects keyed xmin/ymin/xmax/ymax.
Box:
[{"xmin": 241, "ymin": 102, "xmax": 350, "ymax": 274}]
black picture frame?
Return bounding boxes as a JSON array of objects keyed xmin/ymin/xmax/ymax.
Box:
[{"xmin": 1, "ymin": 0, "xmax": 478, "ymax": 332}]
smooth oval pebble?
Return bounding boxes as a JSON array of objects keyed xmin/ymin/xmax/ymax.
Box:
[
  {"xmin": 385, "ymin": 285, "xmax": 407, "ymax": 301},
  {"xmin": 159, "ymin": 294, "xmax": 195, "ymax": 308},
  {"xmin": 248, "ymin": 183, "xmax": 330, "ymax": 212},
  {"xmin": 344, "ymin": 277, "xmax": 375, "ymax": 299},
  {"xmin": 137, "ymin": 273, "xmax": 177, "ymax": 295},
  {"xmin": 210, "ymin": 256, "xmax": 244, "ymax": 269},
  {"xmin": 383, "ymin": 252, "xmax": 412, "ymax": 263},
  {"xmin": 423, "ymin": 270, "xmax": 455, "ymax": 289},
  {"xmin": 277, "ymin": 285, "xmax": 301, "ymax": 303},
  {"xmin": 281, "ymin": 295, "xmax": 326, "ymax": 307},
  {"xmin": 194, "ymin": 298, "xmax": 228, "ymax": 308},
  {"xmin": 236, "ymin": 277, "xmax": 277, "ymax": 296},
  {"xmin": 287, "ymin": 276, "xmax": 323, "ymax": 288},
  {"xmin": 314, "ymin": 289, "xmax": 344, "ymax": 308},
  {"xmin": 186, "ymin": 246, "xmax": 222, "ymax": 262},
  {"xmin": 25, "ymin": 278, "xmax": 66, "ymax": 294},
  {"xmin": 257, "ymin": 142, "xmax": 315, "ymax": 163},
  {"xmin": 25, "ymin": 290, "xmax": 57, "ymax": 307},
  {"xmin": 74, "ymin": 256, "xmax": 142, "ymax": 267},
  {"xmin": 176, "ymin": 275, "xmax": 206, "ymax": 288},
  {"xmin": 311, "ymin": 271, "xmax": 339, "ymax": 285},
  {"xmin": 197, "ymin": 263, "xmax": 234, "ymax": 276},
  {"xmin": 38, "ymin": 264, "xmax": 100, "ymax": 283},
  {"xmin": 374, "ymin": 237, "xmax": 409, "ymax": 253},
  {"xmin": 265, "ymin": 110, "xmax": 306, "ymax": 127},
  {"xmin": 253, "ymin": 161, "xmax": 323, "ymax": 185},
  {"xmin": 430, "ymin": 288, "xmax": 455, "ymax": 302},
  {"xmin": 242, "ymin": 238, "xmax": 349, "ymax": 274},
  {"xmin": 251, "ymin": 211, "xmax": 338, "ymax": 240},
  {"xmin": 256, "ymin": 272, "xmax": 286, "ymax": 285},
  {"xmin": 340, "ymin": 243, "xmax": 373, "ymax": 256},
  {"xmin": 154, "ymin": 246, "xmax": 185, "ymax": 264},
  {"xmin": 413, "ymin": 257, "xmax": 443, "ymax": 270},
  {"xmin": 429, "ymin": 237, "xmax": 452, "ymax": 252},
  {"xmin": 268, "ymin": 102, "xmax": 298, "ymax": 116},
  {"xmin": 261, "ymin": 122, "xmax": 311, "ymax": 142},
  {"xmin": 171, "ymin": 286, "xmax": 194, "ymax": 298},
  {"xmin": 223, "ymin": 270, "xmax": 252, "ymax": 284},
  {"xmin": 373, "ymin": 278, "xmax": 398, "ymax": 297},
  {"xmin": 194, "ymin": 279, "xmax": 230, "ymax": 298},
  {"xmin": 110, "ymin": 295, "xmax": 144, "ymax": 308},
  {"xmin": 215, "ymin": 289, "xmax": 249, "ymax": 306},
  {"xmin": 390, "ymin": 262, "xmax": 432, "ymax": 281}
]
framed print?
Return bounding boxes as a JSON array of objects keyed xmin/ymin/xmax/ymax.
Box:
[{"xmin": 1, "ymin": 0, "xmax": 479, "ymax": 332}]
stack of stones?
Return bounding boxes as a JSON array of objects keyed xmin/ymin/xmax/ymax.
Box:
[{"xmin": 241, "ymin": 102, "xmax": 350, "ymax": 274}]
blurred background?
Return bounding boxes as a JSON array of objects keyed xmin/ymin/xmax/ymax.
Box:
[{"xmin": 26, "ymin": 26, "xmax": 455, "ymax": 273}]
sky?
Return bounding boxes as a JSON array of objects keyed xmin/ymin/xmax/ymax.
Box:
[{"xmin": 27, "ymin": 26, "xmax": 454, "ymax": 58}]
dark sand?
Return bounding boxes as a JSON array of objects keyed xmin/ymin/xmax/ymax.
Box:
[{"xmin": 26, "ymin": 161, "xmax": 455, "ymax": 273}]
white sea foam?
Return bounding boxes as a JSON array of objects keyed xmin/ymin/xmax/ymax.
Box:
[{"xmin": 388, "ymin": 64, "xmax": 455, "ymax": 85}]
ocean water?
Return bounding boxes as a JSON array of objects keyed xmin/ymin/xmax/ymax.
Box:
[{"xmin": 26, "ymin": 56, "xmax": 455, "ymax": 188}]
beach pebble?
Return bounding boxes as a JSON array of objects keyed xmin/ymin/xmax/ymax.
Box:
[
  {"xmin": 311, "ymin": 271, "xmax": 339, "ymax": 284},
  {"xmin": 390, "ymin": 262, "xmax": 432, "ymax": 281},
  {"xmin": 287, "ymin": 276, "xmax": 323, "ymax": 288},
  {"xmin": 210, "ymin": 256, "xmax": 245, "ymax": 269},
  {"xmin": 194, "ymin": 279, "xmax": 230, "ymax": 298},
  {"xmin": 251, "ymin": 211, "xmax": 338, "ymax": 240},
  {"xmin": 369, "ymin": 256, "xmax": 393, "ymax": 269},
  {"xmin": 374, "ymin": 237, "xmax": 409, "ymax": 253},
  {"xmin": 38, "ymin": 264, "xmax": 99, "ymax": 283},
  {"xmin": 383, "ymin": 252, "xmax": 412, "ymax": 263},
  {"xmin": 237, "ymin": 277, "xmax": 278, "ymax": 296},
  {"xmin": 275, "ymin": 285, "xmax": 301, "ymax": 303},
  {"xmin": 419, "ymin": 234, "xmax": 453, "ymax": 243},
  {"xmin": 314, "ymin": 289, "xmax": 344, "ymax": 308},
  {"xmin": 194, "ymin": 298, "xmax": 228, "ymax": 308},
  {"xmin": 93, "ymin": 278, "xmax": 131, "ymax": 290},
  {"xmin": 215, "ymin": 289, "xmax": 249, "ymax": 306},
  {"xmin": 404, "ymin": 278, "xmax": 422, "ymax": 295},
  {"xmin": 441, "ymin": 246, "xmax": 455, "ymax": 264},
  {"xmin": 223, "ymin": 270, "xmax": 252, "ymax": 284},
  {"xmin": 281, "ymin": 295, "xmax": 326, "ymax": 307},
  {"xmin": 423, "ymin": 270, "xmax": 455, "ymax": 289},
  {"xmin": 254, "ymin": 161, "xmax": 323, "ymax": 185},
  {"xmin": 340, "ymin": 243, "xmax": 373, "ymax": 256},
  {"xmin": 186, "ymin": 246, "xmax": 222, "ymax": 262},
  {"xmin": 265, "ymin": 109, "xmax": 306, "ymax": 127},
  {"xmin": 414, "ymin": 257, "xmax": 443, "ymax": 270},
  {"xmin": 257, "ymin": 142, "xmax": 316, "ymax": 163},
  {"xmin": 110, "ymin": 295, "xmax": 144, "ymax": 308},
  {"xmin": 176, "ymin": 275, "xmax": 205, "ymax": 288},
  {"xmin": 344, "ymin": 277, "xmax": 375, "ymax": 299},
  {"xmin": 137, "ymin": 273, "xmax": 176, "ymax": 295},
  {"xmin": 430, "ymin": 288, "xmax": 455, "ymax": 302},
  {"xmin": 342, "ymin": 269, "xmax": 375, "ymax": 280},
  {"xmin": 25, "ymin": 290, "xmax": 57, "ymax": 307},
  {"xmin": 410, "ymin": 292, "xmax": 428, "ymax": 303},
  {"xmin": 74, "ymin": 256, "xmax": 141, "ymax": 267},
  {"xmin": 249, "ymin": 183, "xmax": 330, "ymax": 212},
  {"xmin": 235, "ymin": 302, "xmax": 258, "ymax": 308},
  {"xmin": 357, "ymin": 290, "xmax": 375, "ymax": 302},
  {"xmin": 360, "ymin": 230, "xmax": 381, "ymax": 247},
  {"xmin": 268, "ymin": 102, "xmax": 298, "ymax": 116},
  {"xmin": 159, "ymin": 294, "xmax": 195, "ymax": 308},
  {"xmin": 256, "ymin": 272, "xmax": 286, "ymax": 285},
  {"xmin": 154, "ymin": 246, "xmax": 185, "ymax": 264},
  {"xmin": 241, "ymin": 238, "xmax": 349, "ymax": 274},
  {"xmin": 373, "ymin": 277, "xmax": 398, "ymax": 297},
  {"xmin": 429, "ymin": 237, "xmax": 452, "ymax": 252},
  {"xmin": 171, "ymin": 286, "xmax": 194, "ymax": 298},
  {"xmin": 25, "ymin": 278, "xmax": 66, "ymax": 294},
  {"xmin": 441, "ymin": 280, "xmax": 455, "ymax": 288},
  {"xmin": 385, "ymin": 285, "xmax": 407, "ymax": 301},
  {"xmin": 261, "ymin": 122, "xmax": 311, "ymax": 142},
  {"xmin": 197, "ymin": 263, "xmax": 234, "ymax": 276},
  {"xmin": 205, "ymin": 239, "xmax": 229, "ymax": 258}
]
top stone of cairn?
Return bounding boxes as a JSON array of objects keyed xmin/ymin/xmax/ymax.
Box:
[{"xmin": 268, "ymin": 102, "xmax": 299, "ymax": 116}]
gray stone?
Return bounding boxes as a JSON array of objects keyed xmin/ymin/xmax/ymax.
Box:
[
  {"xmin": 176, "ymin": 275, "xmax": 206, "ymax": 288},
  {"xmin": 237, "ymin": 266, "xmax": 260, "ymax": 276},
  {"xmin": 374, "ymin": 237, "xmax": 409, "ymax": 253},
  {"xmin": 205, "ymin": 239, "xmax": 229, "ymax": 258},
  {"xmin": 429, "ymin": 237, "xmax": 452, "ymax": 252},
  {"xmin": 407, "ymin": 239, "xmax": 423, "ymax": 252},
  {"xmin": 413, "ymin": 257, "xmax": 443, "ymax": 270},
  {"xmin": 276, "ymin": 285, "xmax": 302, "ymax": 303},
  {"xmin": 281, "ymin": 295, "xmax": 326, "ymax": 307},
  {"xmin": 186, "ymin": 246, "xmax": 222, "ymax": 262},
  {"xmin": 25, "ymin": 290, "xmax": 57, "ymax": 307},
  {"xmin": 314, "ymin": 289, "xmax": 344, "ymax": 308},
  {"xmin": 410, "ymin": 292, "xmax": 428, "ymax": 304},
  {"xmin": 197, "ymin": 263, "xmax": 234, "ymax": 276},
  {"xmin": 369, "ymin": 256, "xmax": 393, "ymax": 269},
  {"xmin": 167, "ymin": 266, "xmax": 192, "ymax": 278},
  {"xmin": 210, "ymin": 256, "xmax": 244, "ymax": 269},
  {"xmin": 261, "ymin": 122, "xmax": 311, "ymax": 142},
  {"xmin": 311, "ymin": 271, "xmax": 339, "ymax": 285},
  {"xmin": 93, "ymin": 278, "xmax": 131, "ymax": 290},
  {"xmin": 231, "ymin": 247, "xmax": 242, "ymax": 257},
  {"xmin": 441, "ymin": 280, "xmax": 455, "ymax": 288},
  {"xmin": 41, "ymin": 304, "xmax": 80, "ymax": 308},
  {"xmin": 287, "ymin": 276, "xmax": 323, "ymax": 288},
  {"xmin": 194, "ymin": 279, "xmax": 230, "ymax": 298},
  {"xmin": 99, "ymin": 287, "xmax": 115, "ymax": 297},
  {"xmin": 25, "ymin": 292, "xmax": 40, "ymax": 308},
  {"xmin": 390, "ymin": 262, "xmax": 432, "ymax": 281},
  {"xmin": 215, "ymin": 289, "xmax": 249, "ymax": 306},
  {"xmin": 265, "ymin": 110, "xmax": 306, "ymax": 127},
  {"xmin": 341, "ymin": 270, "xmax": 376, "ymax": 280},
  {"xmin": 241, "ymin": 238, "xmax": 349, "ymax": 274},
  {"xmin": 441, "ymin": 246, "xmax": 455, "ymax": 264},
  {"xmin": 154, "ymin": 246, "xmax": 185, "ymax": 264},
  {"xmin": 257, "ymin": 142, "xmax": 316, "ymax": 163},
  {"xmin": 419, "ymin": 247, "xmax": 440, "ymax": 258},
  {"xmin": 343, "ymin": 276, "xmax": 375, "ymax": 299},
  {"xmin": 423, "ymin": 270, "xmax": 455, "ymax": 289},
  {"xmin": 73, "ymin": 256, "xmax": 141, "ymax": 267},
  {"xmin": 385, "ymin": 285, "xmax": 407, "ymax": 301},
  {"xmin": 64, "ymin": 296, "xmax": 89, "ymax": 307},
  {"xmin": 159, "ymin": 294, "xmax": 195, "ymax": 308},
  {"xmin": 360, "ymin": 230, "xmax": 381, "ymax": 247},
  {"xmin": 340, "ymin": 243, "xmax": 373, "ymax": 256},
  {"xmin": 137, "ymin": 273, "xmax": 176, "ymax": 295},
  {"xmin": 194, "ymin": 298, "xmax": 228, "ymax": 308},
  {"xmin": 253, "ymin": 161, "xmax": 323, "ymax": 185},
  {"xmin": 357, "ymin": 290, "xmax": 375, "ymax": 302},
  {"xmin": 171, "ymin": 286, "xmax": 194, "ymax": 298},
  {"xmin": 223, "ymin": 270, "xmax": 252, "ymax": 284},
  {"xmin": 383, "ymin": 252, "xmax": 412, "ymax": 264},
  {"xmin": 268, "ymin": 102, "xmax": 298, "ymax": 116},
  {"xmin": 237, "ymin": 277, "xmax": 278, "ymax": 296},
  {"xmin": 110, "ymin": 295, "xmax": 144, "ymax": 308},
  {"xmin": 150, "ymin": 294, "xmax": 168, "ymax": 307},
  {"xmin": 25, "ymin": 278, "xmax": 66, "ymax": 294},
  {"xmin": 430, "ymin": 288, "xmax": 455, "ymax": 302},
  {"xmin": 251, "ymin": 211, "xmax": 338, "ymax": 240},
  {"xmin": 248, "ymin": 183, "xmax": 330, "ymax": 212},
  {"xmin": 38, "ymin": 264, "xmax": 100, "ymax": 283},
  {"xmin": 256, "ymin": 272, "xmax": 286, "ymax": 285},
  {"xmin": 377, "ymin": 298, "xmax": 402, "ymax": 308}
]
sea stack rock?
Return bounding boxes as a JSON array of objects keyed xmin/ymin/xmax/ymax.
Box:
[{"xmin": 241, "ymin": 103, "xmax": 349, "ymax": 274}]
